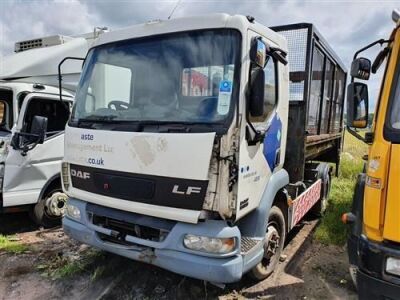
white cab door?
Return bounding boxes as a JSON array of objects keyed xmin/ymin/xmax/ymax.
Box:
[
  {"xmin": 3, "ymin": 93, "xmax": 70, "ymax": 207},
  {"xmin": 235, "ymin": 30, "xmax": 286, "ymax": 220}
]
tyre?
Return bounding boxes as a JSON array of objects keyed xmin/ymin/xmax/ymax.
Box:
[
  {"xmin": 310, "ymin": 163, "xmax": 331, "ymax": 216},
  {"xmin": 250, "ymin": 205, "xmax": 286, "ymax": 280},
  {"xmin": 31, "ymin": 188, "xmax": 68, "ymax": 228}
]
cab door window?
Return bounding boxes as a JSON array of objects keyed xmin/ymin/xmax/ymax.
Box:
[
  {"xmin": 22, "ymin": 98, "xmax": 70, "ymax": 139},
  {"xmin": 250, "ymin": 57, "xmax": 278, "ymax": 123},
  {"xmin": 390, "ymin": 79, "xmax": 400, "ymax": 129}
]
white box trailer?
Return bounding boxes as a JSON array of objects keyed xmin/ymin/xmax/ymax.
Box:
[{"xmin": 0, "ymin": 28, "xmax": 106, "ymax": 226}]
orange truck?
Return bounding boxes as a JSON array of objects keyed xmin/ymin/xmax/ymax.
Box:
[{"xmin": 344, "ymin": 9, "xmax": 400, "ymax": 300}]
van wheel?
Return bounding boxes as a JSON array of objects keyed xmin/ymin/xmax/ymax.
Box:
[
  {"xmin": 251, "ymin": 206, "xmax": 286, "ymax": 280},
  {"xmin": 310, "ymin": 163, "xmax": 331, "ymax": 216},
  {"xmin": 31, "ymin": 189, "xmax": 68, "ymax": 228}
]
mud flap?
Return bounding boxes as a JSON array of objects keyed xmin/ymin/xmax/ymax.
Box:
[{"xmin": 347, "ymin": 173, "xmax": 366, "ymax": 267}]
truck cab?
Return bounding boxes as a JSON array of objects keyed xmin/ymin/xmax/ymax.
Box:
[
  {"xmin": 62, "ymin": 14, "xmax": 346, "ymax": 283},
  {"xmin": 345, "ymin": 9, "xmax": 400, "ymax": 300},
  {"xmin": 0, "ymin": 29, "xmax": 106, "ymax": 226}
]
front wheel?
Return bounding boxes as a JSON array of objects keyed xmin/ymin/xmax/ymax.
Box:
[
  {"xmin": 250, "ymin": 206, "xmax": 286, "ymax": 280},
  {"xmin": 31, "ymin": 189, "xmax": 68, "ymax": 227}
]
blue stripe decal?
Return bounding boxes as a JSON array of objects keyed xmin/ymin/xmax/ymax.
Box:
[{"xmin": 263, "ymin": 114, "xmax": 282, "ymax": 171}]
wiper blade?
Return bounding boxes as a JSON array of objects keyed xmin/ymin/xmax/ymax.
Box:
[{"xmin": 80, "ymin": 115, "xmax": 119, "ymax": 121}]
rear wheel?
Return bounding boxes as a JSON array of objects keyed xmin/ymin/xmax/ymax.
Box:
[
  {"xmin": 251, "ymin": 206, "xmax": 286, "ymax": 280},
  {"xmin": 31, "ymin": 188, "xmax": 67, "ymax": 227},
  {"xmin": 310, "ymin": 163, "xmax": 331, "ymax": 216}
]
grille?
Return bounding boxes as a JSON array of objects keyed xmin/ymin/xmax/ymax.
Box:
[{"xmin": 241, "ymin": 237, "xmax": 261, "ymax": 253}]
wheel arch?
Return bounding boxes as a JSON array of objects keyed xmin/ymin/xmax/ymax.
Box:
[
  {"xmin": 237, "ymin": 168, "xmax": 289, "ymax": 238},
  {"xmin": 37, "ymin": 174, "xmax": 62, "ymax": 203}
]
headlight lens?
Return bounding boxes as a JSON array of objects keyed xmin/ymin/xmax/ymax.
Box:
[
  {"xmin": 386, "ymin": 257, "xmax": 400, "ymax": 276},
  {"xmin": 183, "ymin": 234, "xmax": 235, "ymax": 254},
  {"xmin": 66, "ymin": 203, "xmax": 81, "ymax": 220},
  {"xmin": 61, "ymin": 162, "xmax": 70, "ymax": 191}
]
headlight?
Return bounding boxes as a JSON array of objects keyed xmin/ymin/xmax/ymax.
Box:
[
  {"xmin": 66, "ymin": 203, "xmax": 81, "ymax": 220},
  {"xmin": 61, "ymin": 162, "xmax": 70, "ymax": 191},
  {"xmin": 386, "ymin": 257, "xmax": 400, "ymax": 276},
  {"xmin": 183, "ymin": 234, "xmax": 236, "ymax": 254}
]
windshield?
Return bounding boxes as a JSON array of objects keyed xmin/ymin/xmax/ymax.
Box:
[
  {"xmin": 390, "ymin": 80, "xmax": 400, "ymax": 130},
  {"xmin": 384, "ymin": 50, "xmax": 400, "ymax": 143},
  {"xmin": 71, "ymin": 29, "xmax": 241, "ymax": 129}
]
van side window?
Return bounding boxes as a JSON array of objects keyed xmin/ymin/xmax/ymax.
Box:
[
  {"xmin": 23, "ymin": 98, "xmax": 70, "ymax": 138},
  {"xmin": 250, "ymin": 58, "xmax": 278, "ymax": 123}
]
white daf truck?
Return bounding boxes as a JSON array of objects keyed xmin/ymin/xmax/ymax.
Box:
[
  {"xmin": 61, "ymin": 15, "xmax": 347, "ymax": 282},
  {"xmin": 0, "ymin": 29, "xmax": 106, "ymax": 226}
]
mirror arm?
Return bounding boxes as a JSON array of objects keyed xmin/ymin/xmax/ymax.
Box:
[
  {"xmin": 58, "ymin": 57, "xmax": 85, "ymax": 104},
  {"xmin": 269, "ymin": 47, "xmax": 288, "ymax": 65},
  {"xmin": 346, "ymin": 126, "xmax": 370, "ymax": 144},
  {"xmin": 353, "ymin": 39, "xmax": 392, "ymax": 60},
  {"xmin": 21, "ymin": 142, "xmax": 39, "ymax": 156},
  {"xmin": 11, "ymin": 132, "xmax": 44, "ymax": 155}
]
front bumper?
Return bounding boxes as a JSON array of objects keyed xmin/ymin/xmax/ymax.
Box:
[
  {"xmin": 63, "ymin": 198, "xmax": 262, "ymax": 283},
  {"xmin": 357, "ymin": 269, "xmax": 400, "ymax": 300},
  {"xmin": 354, "ymin": 236, "xmax": 400, "ymax": 299}
]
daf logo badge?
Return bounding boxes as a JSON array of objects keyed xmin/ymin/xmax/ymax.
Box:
[
  {"xmin": 70, "ymin": 169, "xmax": 91, "ymax": 180},
  {"xmin": 172, "ymin": 185, "xmax": 201, "ymax": 195}
]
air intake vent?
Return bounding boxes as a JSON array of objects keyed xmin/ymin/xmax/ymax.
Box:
[{"xmin": 14, "ymin": 35, "xmax": 72, "ymax": 53}]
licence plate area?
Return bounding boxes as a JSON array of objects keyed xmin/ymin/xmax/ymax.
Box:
[
  {"xmin": 93, "ymin": 214, "xmax": 168, "ymax": 245},
  {"xmin": 87, "ymin": 203, "xmax": 175, "ymax": 246}
]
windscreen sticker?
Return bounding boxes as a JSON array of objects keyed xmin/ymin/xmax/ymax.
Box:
[{"xmin": 217, "ymin": 80, "xmax": 232, "ymax": 115}]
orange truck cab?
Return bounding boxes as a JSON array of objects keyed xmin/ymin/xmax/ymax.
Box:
[{"xmin": 344, "ymin": 9, "xmax": 400, "ymax": 300}]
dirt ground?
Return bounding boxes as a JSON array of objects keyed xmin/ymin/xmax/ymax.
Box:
[{"xmin": 0, "ymin": 213, "xmax": 357, "ymax": 300}]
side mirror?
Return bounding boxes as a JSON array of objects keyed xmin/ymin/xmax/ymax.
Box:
[
  {"xmin": 347, "ymin": 82, "xmax": 369, "ymax": 128},
  {"xmin": 350, "ymin": 57, "xmax": 371, "ymax": 80},
  {"xmin": 250, "ymin": 38, "xmax": 267, "ymax": 68},
  {"xmin": 30, "ymin": 116, "xmax": 48, "ymax": 144},
  {"xmin": 248, "ymin": 67, "xmax": 265, "ymax": 117}
]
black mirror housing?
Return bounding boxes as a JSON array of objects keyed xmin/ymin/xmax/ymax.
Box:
[
  {"xmin": 347, "ymin": 82, "xmax": 369, "ymax": 128},
  {"xmin": 30, "ymin": 116, "xmax": 48, "ymax": 144},
  {"xmin": 372, "ymin": 47, "xmax": 389, "ymax": 74},
  {"xmin": 249, "ymin": 67, "xmax": 265, "ymax": 117},
  {"xmin": 350, "ymin": 57, "xmax": 371, "ymax": 80}
]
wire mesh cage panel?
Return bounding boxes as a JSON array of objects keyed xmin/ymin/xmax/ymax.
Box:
[
  {"xmin": 272, "ymin": 23, "xmax": 347, "ymax": 182},
  {"xmin": 276, "ymin": 28, "xmax": 309, "ymax": 101}
]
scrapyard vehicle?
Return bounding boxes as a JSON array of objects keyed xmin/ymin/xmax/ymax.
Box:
[
  {"xmin": 0, "ymin": 28, "xmax": 106, "ymax": 226},
  {"xmin": 59, "ymin": 14, "xmax": 346, "ymax": 283},
  {"xmin": 343, "ymin": 9, "xmax": 400, "ymax": 300}
]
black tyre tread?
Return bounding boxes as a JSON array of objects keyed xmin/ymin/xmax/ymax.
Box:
[
  {"xmin": 310, "ymin": 163, "xmax": 331, "ymax": 216},
  {"xmin": 30, "ymin": 188, "xmax": 62, "ymax": 228}
]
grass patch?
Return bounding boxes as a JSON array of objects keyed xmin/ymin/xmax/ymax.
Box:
[
  {"xmin": 0, "ymin": 235, "xmax": 28, "ymax": 254},
  {"xmin": 314, "ymin": 132, "xmax": 368, "ymax": 246},
  {"xmin": 39, "ymin": 249, "xmax": 106, "ymax": 280}
]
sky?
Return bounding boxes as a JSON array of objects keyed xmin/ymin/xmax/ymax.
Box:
[{"xmin": 0, "ymin": 0, "xmax": 399, "ymax": 110}]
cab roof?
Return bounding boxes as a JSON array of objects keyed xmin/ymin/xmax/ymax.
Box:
[{"xmin": 91, "ymin": 13, "xmax": 288, "ymax": 52}]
